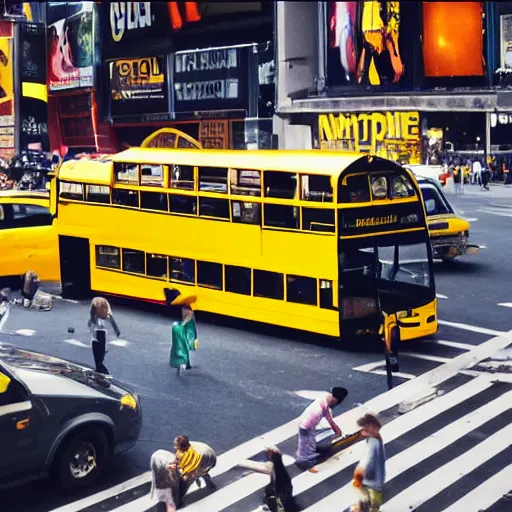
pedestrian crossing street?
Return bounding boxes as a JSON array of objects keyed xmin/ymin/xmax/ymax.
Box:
[{"xmin": 52, "ymin": 328, "xmax": 512, "ymax": 512}]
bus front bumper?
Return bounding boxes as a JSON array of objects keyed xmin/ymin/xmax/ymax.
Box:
[{"xmin": 397, "ymin": 299, "xmax": 438, "ymax": 341}]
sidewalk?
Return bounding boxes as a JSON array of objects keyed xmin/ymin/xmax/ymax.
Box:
[{"xmin": 444, "ymin": 182, "xmax": 512, "ymax": 199}]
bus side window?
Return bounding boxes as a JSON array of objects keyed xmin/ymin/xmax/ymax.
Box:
[
  {"xmin": 264, "ymin": 171, "xmax": 297, "ymax": 199},
  {"xmin": 232, "ymin": 201, "xmax": 261, "ymax": 224},
  {"xmin": 301, "ymin": 207, "xmax": 335, "ymax": 233},
  {"xmin": 141, "ymin": 164, "xmax": 164, "ymax": 187},
  {"xmin": 225, "ymin": 265, "xmax": 251, "ymax": 295},
  {"xmin": 197, "ymin": 261, "xmax": 223, "ymax": 289},
  {"xmin": 301, "ymin": 175, "xmax": 333, "ymax": 202},
  {"xmin": 115, "ymin": 163, "xmax": 139, "ymax": 185},
  {"xmin": 87, "ymin": 185, "xmax": 110, "ymax": 204},
  {"xmin": 170, "ymin": 165, "xmax": 194, "ymax": 190},
  {"xmin": 319, "ymin": 279, "xmax": 335, "ymax": 309},
  {"xmin": 146, "ymin": 254, "xmax": 168, "ymax": 279},
  {"xmin": 287, "ymin": 275, "xmax": 317, "ymax": 306},
  {"xmin": 199, "ymin": 167, "xmax": 228, "ymax": 193},
  {"xmin": 339, "ymin": 175, "xmax": 370, "ymax": 203},
  {"xmin": 141, "ymin": 191, "xmax": 169, "ymax": 212},
  {"xmin": 199, "ymin": 197, "xmax": 230, "ymax": 219},
  {"xmin": 96, "ymin": 246, "xmax": 120, "ymax": 269},
  {"xmin": 264, "ymin": 204, "xmax": 299, "ymax": 229},
  {"xmin": 122, "ymin": 249, "xmax": 145, "ymax": 274},
  {"xmin": 254, "ymin": 270, "xmax": 284, "ymax": 300},
  {"xmin": 12, "ymin": 204, "xmax": 52, "ymax": 228},
  {"xmin": 0, "ymin": 205, "xmax": 4, "ymax": 228},
  {"xmin": 170, "ymin": 257, "xmax": 195, "ymax": 283},
  {"xmin": 60, "ymin": 182, "xmax": 84, "ymax": 200},
  {"xmin": 170, "ymin": 195, "xmax": 197, "ymax": 215},
  {"xmin": 113, "ymin": 189, "xmax": 140, "ymax": 208},
  {"xmin": 229, "ymin": 169, "xmax": 261, "ymax": 196}
]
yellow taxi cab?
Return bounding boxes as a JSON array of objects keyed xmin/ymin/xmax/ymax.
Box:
[
  {"xmin": 417, "ymin": 177, "xmax": 480, "ymax": 261},
  {"xmin": 0, "ymin": 190, "xmax": 59, "ymax": 287}
]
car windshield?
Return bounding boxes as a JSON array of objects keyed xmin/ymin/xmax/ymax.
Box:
[{"xmin": 420, "ymin": 183, "xmax": 452, "ymax": 216}]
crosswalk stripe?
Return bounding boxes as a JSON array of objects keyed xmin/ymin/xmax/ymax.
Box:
[
  {"xmin": 400, "ymin": 352, "xmax": 450, "ymax": 363},
  {"xmin": 301, "ymin": 382, "xmax": 508, "ymax": 511},
  {"xmin": 425, "ymin": 339, "xmax": 473, "ymax": 351},
  {"xmin": 438, "ymin": 319, "xmax": 505, "ymax": 337},
  {"xmin": 383, "ymin": 422, "xmax": 512, "ymax": 511},
  {"xmin": 440, "ymin": 463, "xmax": 512, "ymax": 512}
]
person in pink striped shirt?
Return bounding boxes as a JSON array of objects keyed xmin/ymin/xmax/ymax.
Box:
[{"xmin": 296, "ymin": 387, "xmax": 348, "ymax": 468}]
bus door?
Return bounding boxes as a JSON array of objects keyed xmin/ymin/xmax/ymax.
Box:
[{"xmin": 338, "ymin": 241, "xmax": 381, "ymax": 341}]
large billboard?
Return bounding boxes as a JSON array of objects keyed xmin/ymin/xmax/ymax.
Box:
[
  {"xmin": 0, "ymin": 21, "xmax": 14, "ymax": 158},
  {"xmin": 47, "ymin": 2, "xmax": 97, "ymax": 92}
]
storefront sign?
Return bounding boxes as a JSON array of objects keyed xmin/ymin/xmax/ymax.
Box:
[
  {"xmin": 173, "ymin": 45, "xmax": 255, "ymax": 115},
  {"xmin": 47, "ymin": 2, "xmax": 96, "ymax": 92},
  {"xmin": 318, "ymin": 112, "xmax": 420, "ymax": 153},
  {"xmin": 109, "ymin": 55, "xmax": 169, "ymax": 119}
]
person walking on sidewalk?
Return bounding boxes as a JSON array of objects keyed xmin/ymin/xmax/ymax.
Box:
[
  {"xmin": 345, "ymin": 413, "xmax": 386, "ymax": 512},
  {"xmin": 87, "ymin": 297, "xmax": 121, "ymax": 375},
  {"xmin": 295, "ymin": 387, "xmax": 348, "ymax": 468}
]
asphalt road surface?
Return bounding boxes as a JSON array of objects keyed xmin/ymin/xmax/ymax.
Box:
[{"xmin": 1, "ymin": 184, "xmax": 511, "ymax": 511}]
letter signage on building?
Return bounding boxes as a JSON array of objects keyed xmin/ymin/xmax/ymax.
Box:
[
  {"xmin": 108, "ymin": 55, "xmax": 169, "ymax": 120},
  {"xmin": 173, "ymin": 45, "xmax": 256, "ymax": 116}
]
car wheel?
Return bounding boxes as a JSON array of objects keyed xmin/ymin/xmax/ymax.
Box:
[{"xmin": 57, "ymin": 428, "xmax": 109, "ymax": 491}]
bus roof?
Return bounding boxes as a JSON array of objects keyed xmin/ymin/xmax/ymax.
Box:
[
  {"xmin": 59, "ymin": 159, "xmax": 113, "ymax": 185},
  {"xmin": 112, "ymin": 148, "xmax": 368, "ymax": 175}
]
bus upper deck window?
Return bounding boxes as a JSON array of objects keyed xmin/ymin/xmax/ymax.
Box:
[
  {"xmin": 170, "ymin": 165, "xmax": 194, "ymax": 190},
  {"xmin": 141, "ymin": 164, "xmax": 164, "ymax": 187},
  {"xmin": 301, "ymin": 175, "xmax": 333, "ymax": 202},
  {"xmin": 60, "ymin": 182, "xmax": 84, "ymax": 200},
  {"xmin": 199, "ymin": 167, "xmax": 228, "ymax": 193},
  {"xmin": 115, "ymin": 163, "xmax": 139, "ymax": 185},
  {"xmin": 391, "ymin": 175, "xmax": 415, "ymax": 198},
  {"xmin": 229, "ymin": 169, "xmax": 261, "ymax": 196},
  {"xmin": 264, "ymin": 171, "xmax": 297, "ymax": 199},
  {"xmin": 340, "ymin": 175, "xmax": 370, "ymax": 203},
  {"xmin": 371, "ymin": 176, "xmax": 387, "ymax": 199}
]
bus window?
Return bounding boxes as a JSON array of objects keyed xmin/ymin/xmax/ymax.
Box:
[
  {"xmin": 264, "ymin": 204, "xmax": 299, "ymax": 229},
  {"xmin": 229, "ymin": 169, "xmax": 261, "ymax": 196},
  {"xmin": 254, "ymin": 270, "xmax": 284, "ymax": 300},
  {"xmin": 199, "ymin": 197, "xmax": 230, "ymax": 219},
  {"xmin": 146, "ymin": 253, "xmax": 168, "ymax": 279},
  {"xmin": 301, "ymin": 175, "xmax": 333, "ymax": 202},
  {"xmin": 12, "ymin": 204, "xmax": 52, "ymax": 228},
  {"xmin": 141, "ymin": 164, "xmax": 164, "ymax": 187},
  {"xmin": 170, "ymin": 165, "xmax": 195, "ymax": 190},
  {"xmin": 371, "ymin": 176, "xmax": 388, "ymax": 200},
  {"xmin": 87, "ymin": 185, "xmax": 110, "ymax": 204},
  {"xmin": 264, "ymin": 171, "xmax": 297, "ymax": 199},
  {"xmin": 225, "ymin": 265, "xmax": 251, "ymax": 295},
  {"xmin": 122, "ymin": 249, "xmax": 145, "ymax": 274},
  {"xmin": 197, "ymin": 261, "xmax": 223, "ymax": 289},
  {"xmin": 319, "ymin": 279, "xmax": 335, "ymax": 309},
  {"xmin": 170, "ymin": 257, "xmax": 195, "ymax": 283},
  {"xmin": 232, "ymin": 201, "xmax": 261, "ymax": 225},
  {"xmin": 96, "ymin": 246, "xmax": 120, "ymax": 269},
  {"xmin": 287, "ymin": 275, "xmax": 317, "ymax": 305},
  {"xmin": 301, "ymin": 208, "xmax": 335, "ymax": 233},
  {"xmin": 391, "ymin": 175, "xmax": 415, "ymax": 198},
  {"xmin": 0, "ymin": 205, "xmax": 4, "ymax": 226},
  {"xmin": 141, "ymin": 191, "xmax": 169, "ymax": 212},
  {"xmin": 339, "ymin": 175, "xmax": 370, "ymax": 203},
  {"xmin": 170, "ymin": 195, "xmax": 197, "ymax": 215},
  {"xmin": 199, "ymin": 167, "xmax": 228, "ymax": 193},
  {"xmin": 115, "ymin": 163, "xmax": 139, "ymax": 185},
  {"xmin": 60, "ymin": 182, "xmax": 84, "ymax": 201},
  {"xmin": 113, "ymin": 189, "xmax": 139, "ymax": 208}
]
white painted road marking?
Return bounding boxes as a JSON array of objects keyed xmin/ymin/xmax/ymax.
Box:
[
  {"xmin": 425, "ymin": 339, "xmax": 473, "ymax": 351},
  {"xmin": 108, "ymin": 339, "xmax": 130, "ymax": 347},
  {"xmin": 498, "ymin": 302, "xmax": 512, "ymax": 308},
  {"xmin": 62, "ymin": 339, "xmax": 89, "ymax": 348},
  {"xmin": 436, "ymin": 293, "xmax": 448, "ymax": 299},
  {"xmin": 15, "ymin": 329, "xmax": 35, "ymax": 336},
  {"xmin": 438, "ymin": 319, "xmax": 505, "ymax": 337}
]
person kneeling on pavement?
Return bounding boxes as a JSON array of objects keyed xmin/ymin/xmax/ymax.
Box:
[{"xmin": 295, "ymin": 387, "xmax": 348, "ymax": 468}]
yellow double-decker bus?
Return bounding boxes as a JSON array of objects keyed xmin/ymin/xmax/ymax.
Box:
[{"xmin": 53, "ymin": 148, "xmax": 437, "ymax": 341}]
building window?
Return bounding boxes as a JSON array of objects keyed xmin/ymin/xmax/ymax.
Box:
[
  {"xmin": 264, "ymin": 204, "xmax": 299, "ymax": 229},
  {"xmin": 141, "ymin": 164, "xmax": 164, "ymax": 186},
  {"xmin": 141, "ymin": 191, "xmax": 169, "ymax": 212},
  {"xmin": 59, "ymin": 182, "xmax": 84, "ymax": 201},
  {"xmin": 87, "ymin": 185, "xmax": 110, "ymax": 204},
  {"xmin": 113, "ymin": 189, "xmax": 139, "ymax": 208},
  {"xmin": 122, "ymin": 249, "xmax": 145, "ymax": 274},
  {"xmin": 320, "ymin": 279, "xmax": 335, "ymax": 309},
  {"xmin": 96, "ymin": 246, "xmax": 120, "ymax": 269},
  {"xmin": 287, "ymin": 275, "xmax": 317, "ymax": 306},
  {"xmin": 264, "ymin": 171, "xmax": 297, "ymax": 199},
  {"xmin": 146, "ymin": 253, "xmax": 168, "ymax": 279},
  {"xmin": 170, "ymin": 195, "xmax": 197, "ymax": 215},
  {"xmin": 197, "ymin": 261, "xmax": 223, "ymax": 289},
  {"xmin": 199, "ymin": 197, "xmax": 230, "ymax": 219},
  {"xmin": 229, "ymin": 169, "xmax": 261, "ymax": 196},
  {"xmin": 114, "ymin": 163, "xmax": 139, "ymax": 184},
  {"xmin": 254, "ymin": 270, "xmax": 283, "ymax": 300},
  {"xmin": 170, "ymin": 164, "xmax": 195, "ymax": 190},
  {"xmin": 232, "ymin": 201, "xmax": 261, "ymax": 224},
  {"xmin": 225, "ymin": 265, "xmax": 251, "ymax": 295},
  {"xmin": 170, "ymin": 257, "xmax": 195, "ymax": 283},
  {"xmin": 301, "ymin": 175, "xmax": 333, "ymax": 202},
  {"xmin": 199, "ymin": 167, "xmax": 228, "ymax": 193},
  {"xmin": 302, "ymin": 208, "xmax": 335, "ymax": 233}
]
